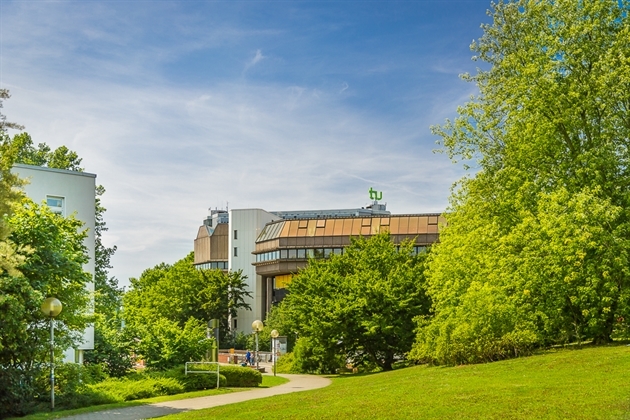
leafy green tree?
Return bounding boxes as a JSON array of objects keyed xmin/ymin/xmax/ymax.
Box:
[
  {"xmin": 0, "ymin": 200, "xmax": 92, "ymax": 415},
  {"xmin": 413, "ymin": 0, "xmax": 630, "ymax": 364},
  {"xmin": 0, "ymin": 90, "xmax": 26, "ymax": 277},
  {"xmin": 278, "ymin": 233, "xmax": 430, "ymax": 372},
  {"xmin": 123, "ymin": 253, "xmax": 252, "ymax": 368}
]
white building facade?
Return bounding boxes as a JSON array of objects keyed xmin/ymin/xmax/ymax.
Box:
[{"xmin": 12, "ymin": 164, "xmax": 96, "ymax": 363}]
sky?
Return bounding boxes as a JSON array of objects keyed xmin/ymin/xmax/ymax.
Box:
[{"xmin": 0, "ymin": 0, "xmax": 491, "ymax": 286}]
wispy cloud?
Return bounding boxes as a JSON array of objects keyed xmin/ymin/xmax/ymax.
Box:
[
  {"xmin": 0, "ymin": 0, "xmax": 488, "ymax": 284},
  {"xmin": 244, "ymin": 49, "xmax": 266, "ymax": 73}
]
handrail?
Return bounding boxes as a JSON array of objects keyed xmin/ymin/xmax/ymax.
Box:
[{"xmin": 185, "ymin": 361, "xmax": 220, "ymax": 389}]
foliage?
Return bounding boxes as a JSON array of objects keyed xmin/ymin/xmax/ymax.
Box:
[
  {"xmin": 0, "ymin": 200, "xmax": 93, "ymax": 416},
  {"xmin": 11, "ymin": 132, "xmax": 83, "ymax": 171},
  {"xmin": 412, "ymin": 0, "xmax": 630, "ymax": 364},
  {"xmin": 0, "ymin": 90, "xmax": 26, "ymax": 278},
  {"xmin": 214, "ymin": 365, "xmax": 262, "ymax": 387},
  {"xmin": 84, "ymin": 184, "xmax": 130, "ymax": 377},
  {"xmin": 274, "ymin": 352, "xmax": 301, "ymax": 374},
  {"xmin": 88, "ymin": 375, "xmax": 184, "ymax": 401},
  {"xmin": 123, "ymin": 253, "xmax": 251, "ymax": 368},
  {"xmin": 162, "ymin": 344, "xmax": 630, "ymax": 420},
  {"xmin": 278, "ymin": 233, "xmax": 430, "ymax": 372},
  {"xmin": 161, "ymin": 366, "xmax": 227, "ymax": 391}
]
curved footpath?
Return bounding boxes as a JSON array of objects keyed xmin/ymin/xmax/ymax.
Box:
[{"xmin": 60, "ymin": 374, "xmax": 332, "ymax": 420}]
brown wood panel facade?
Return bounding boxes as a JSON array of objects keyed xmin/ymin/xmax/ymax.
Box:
[{"xmin": 193, "ymin": 223, "xmax": 229, "ymax": 264}]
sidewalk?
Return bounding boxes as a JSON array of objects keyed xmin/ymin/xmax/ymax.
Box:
[{"xmin": 60, "ymin": 371, "xmax": 331, "ymax": 420}]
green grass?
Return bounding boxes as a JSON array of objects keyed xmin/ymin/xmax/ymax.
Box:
[
  {"xmin": 163, "ymin": 344, "xmax": 630, "ymax": 420},
  {"xmin": 12, "ymin": 374, "xmax": 288, "ymax": 420}
]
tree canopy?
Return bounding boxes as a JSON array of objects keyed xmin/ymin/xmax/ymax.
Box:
[
  {"xmin": 277, "ymin": 233, "xmax": 430, "ymax": 372},
  {"xmin": 123, "ymin": 253, "xmax": 252, "ymax": 369},
  {"xmin": 411, "ymin": 0, "xmax": 630, "ymax": 365}
]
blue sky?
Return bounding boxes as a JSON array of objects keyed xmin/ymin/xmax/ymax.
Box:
[{"xmin": 1, "ymin": 0, "xmax": 491, "ymax": 285}]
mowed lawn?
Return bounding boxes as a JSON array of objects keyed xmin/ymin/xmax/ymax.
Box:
[{"xmin": 164, "ymin": 344, "xmax": 630, "ymax": 419}]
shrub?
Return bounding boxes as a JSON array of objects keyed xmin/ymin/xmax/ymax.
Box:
[
  {"xmin": 161, "ymin": 366, "xmax": 227, "ymax": 391},
  {"xmin": 217, "ymin": 365, "xmax": 262, "ymax": 387},
  {"xmin": 88, "ymin": 376, "xmax": 184, "ymax": 401},
  {"xmin": 275, "ymin": 352, "xmax": 301, "ymax": 374}
]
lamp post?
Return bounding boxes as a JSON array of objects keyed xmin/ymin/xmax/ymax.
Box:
[
  {"xmin": 251, "ymin": 320, "xmax": 264, "ymax": 370},
  {"xmin": 41, "ymin": 297, "xmax": 62, "ymax": 411},
  {"xmin": 270, "ymin": 329, "xmax": 279, "ymax": 376}
]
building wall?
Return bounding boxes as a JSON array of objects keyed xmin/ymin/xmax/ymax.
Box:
[
  {"xmin": 12, "ymin": 164, "xmax": 96, "ymax": 360},
  {"xmin": 228, "ymin": 209, "xmax": 281, "ymax": 333}
]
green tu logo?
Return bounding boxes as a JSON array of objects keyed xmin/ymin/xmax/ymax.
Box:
[{"xmin": 369, "ymin": 187, "xmax": 383, "ymax": 201}]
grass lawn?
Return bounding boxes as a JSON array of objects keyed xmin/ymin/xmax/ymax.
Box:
[
  {"xmin": 13, "ymin": 374, "xmax": 289, "ymax": 420},
  {"xmin": 163, "ymin": 344, "xmax": 630, "ymax": 420}
]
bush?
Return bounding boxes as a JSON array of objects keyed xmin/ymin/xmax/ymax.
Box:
[
  {"xmin": 275, "ymin": 352, "xmax": 301, "ymax": 374},
  {"xmin": 161, "ymin": 366, "xmax": 227, "ymax": 391},
  {"xmin": 217, "ymin": 365, "xmax": 262, "ymax": 387},
  {"xmin": 88, "ymin": 376, "xmax": 184, "ymax": 401}
]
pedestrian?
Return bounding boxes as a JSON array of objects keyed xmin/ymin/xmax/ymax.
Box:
[{"xmin": 245, "ymin": 350, "xmax": 252, "ymax": 366}]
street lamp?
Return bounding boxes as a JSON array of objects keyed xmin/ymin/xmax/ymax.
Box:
[
  {"xmin": 41, "ymin": 297, "xmax": 62, "ymax": 411},
  {"xmin": 251, "ymin": 319, "xmax": 264, "ymax": 370},
  {"xmin": 270, "ymin": 329, "xmax": 279, "ymax": 376}
]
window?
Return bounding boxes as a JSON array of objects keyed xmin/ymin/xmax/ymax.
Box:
[
  {"xmin": 234, "ymin": 230, "xmax": 238, "ymax": 240},
  {"xmin": 46, "ymin": 196, "xmax": 64, "ymax": 215},
  {"xmin": 234, "ymin": 247, "xmax": 238, "ymax": 257}
]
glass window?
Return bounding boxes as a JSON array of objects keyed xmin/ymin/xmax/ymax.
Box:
[
  {"xmin": 46, "ymin": 196, "xmax": 64, "ymax": 215},
  {"xmin": 234, "ymin": 230, "xmax": 238, "ymax": 240},
  {"xmin": 314, "ymin": 249, "xmax": 324, "ymax": 258},
  {"xmin": 280, "ymin": 249, "xmax": 288, "ymax": 259},
  {"xmin": 234, "ymin": 247, "xmax": 238, "ymax": 257},
  {"xmin": 288, "ymin": 249, "xmax": 297, "ymax": 259},
  {"xmin": 333, "ymin": 248, "xmax": 342, "ymax": 255},
  {"xmin": 297, "ymin": 249, "xmax": 306, "ymax": 258},
  {"xmin": 306, "ymin": 249, "xmax": 315, "ymax": 258},
  {"xmin": 324, "ymin": 248, "xmax": 332, "ymax": 257}
]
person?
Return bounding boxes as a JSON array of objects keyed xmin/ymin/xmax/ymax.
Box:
[{"xmin": 245, "ymin": 350, "xmax": 252, "ymax": 366}]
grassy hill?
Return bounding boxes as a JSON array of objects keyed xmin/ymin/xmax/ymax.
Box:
[{"xmin": 165, "ymin": 344, "xmax": 630, "ymax": 419}]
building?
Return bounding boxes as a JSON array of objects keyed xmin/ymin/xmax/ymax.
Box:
[
  {"xmin": 12, "ymin": 163, "xmax": 96, "ymax": 363},
  {"xmin": 194, "ymin": 190, "xmax": 445, "ymax": 334}
]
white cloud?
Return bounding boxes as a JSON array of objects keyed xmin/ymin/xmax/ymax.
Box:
[{"xmin": 244, "ymin": 49, "xmax": 266, "ymax": 73}]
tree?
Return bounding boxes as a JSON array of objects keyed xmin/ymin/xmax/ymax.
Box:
[
  {"xmin": 0, "ymin": 90, "xmax": 26, "ymax": 277},
  {"xmin": 278, "ymin": 233, "xmax": 430, "ymax": 372},
  {"xmin": 413, "ymin": 0, "xmax": 630, "ymax": 364},
  {"xmin": 123, "ymin": 253, "xmax": 252, "ymax": 369},
  {"xmin": 0, "ymin": 200, "xmax": 92, "ymax": 415}
]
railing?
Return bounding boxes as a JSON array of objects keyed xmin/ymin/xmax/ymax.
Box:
[{"xmin": 185, "ymin": 361, "xmax": 220, "ymax": 389}]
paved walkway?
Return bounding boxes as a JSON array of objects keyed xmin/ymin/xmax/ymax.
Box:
[{"xmin": 60, "ymin": 372, "xmax": 331, "ymax": 420}]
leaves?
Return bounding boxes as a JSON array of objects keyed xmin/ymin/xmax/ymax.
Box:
[{"xmin": 415, "ymin": 0, "xmax": 630, "ymax": 364}]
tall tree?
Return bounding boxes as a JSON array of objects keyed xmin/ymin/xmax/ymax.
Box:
[
  {"xmin": 0, "ymin": 90, "xmax": 26, "ymax": 277},
  {"xmin": 413, "ymin": 0, "xmax": 630, "ymax": 365},
  {"xmin": 0, "ymin": 200, "xmax": 92, "ymax": 415},
  {"xmin": 279, "ymin": 233, "xmax": 430, "ymax": 372},
  {"xmin": 123, "ymin": 253, "xmax": 252, "ymax": 368}
]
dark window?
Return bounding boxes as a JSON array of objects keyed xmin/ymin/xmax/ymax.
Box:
[
  {"xmin": 234, "ymin": 230, "xmax": 238, "ymax": 240},
  {"xmin": 234, "ymin": 247, "xmax": 238, "ymax": 257}
]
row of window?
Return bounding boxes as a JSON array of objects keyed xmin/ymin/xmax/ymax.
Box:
[
  {"xmin": 255, "ymin": 246, "xmax": 427, "ymax": 263},
  {"xmin": 196, "ymin": 261, "xmax": 228, "ymax": 270}
]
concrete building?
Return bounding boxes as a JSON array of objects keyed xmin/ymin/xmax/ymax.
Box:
[
  {"xmin": 12, "ymin": 163, "xmax": 96, "ymax": 363},
  {"xmin": 194, "ymin": 192, "xmax": 444, "ymax": 334}
]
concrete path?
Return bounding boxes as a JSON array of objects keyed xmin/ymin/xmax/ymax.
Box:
[{"xmin": 60, "ymin": 374, "xmax": 331, "ymax": 420}]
